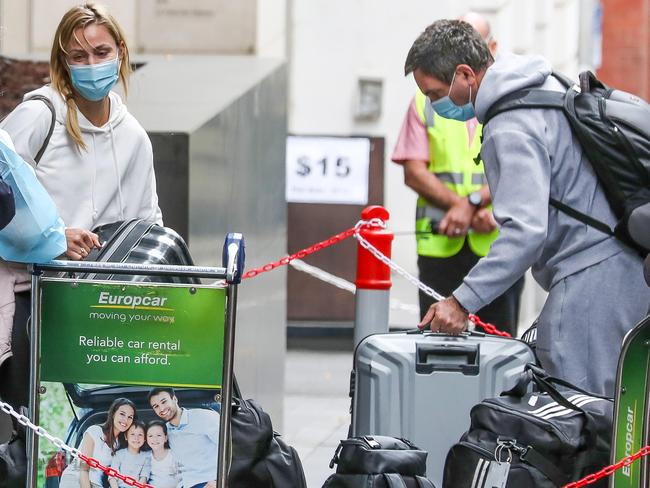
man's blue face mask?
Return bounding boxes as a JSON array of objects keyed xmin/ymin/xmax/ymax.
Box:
[
  {"xmin": 68, "ymin": 55, "xmax": 120, "ymax": 102},
  {"xmin": 430, "ymin": 70, "xmax": 475, "ymax": 121}
]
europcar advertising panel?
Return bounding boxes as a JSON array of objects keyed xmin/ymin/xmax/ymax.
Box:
[
  {"xmin": 37, "ymin": 278, "xmax": 226, "ymax": 487},
  {"xmin": 40, "ymin": 279, "xmax": 225, "ymax": 387}
]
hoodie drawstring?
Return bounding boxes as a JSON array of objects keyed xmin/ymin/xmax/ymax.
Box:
[
  {"xmin": 108, "ymin": 122, "xmax": 125, "ymax": 220},
  {"xmin": 91, "ymin": 133, "xmax": 97, "ymax": 219}
]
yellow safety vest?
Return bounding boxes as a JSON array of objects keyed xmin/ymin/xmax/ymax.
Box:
[{"xmin": 414, "ymin": 90, "xmax": 498, "ymax": 258}]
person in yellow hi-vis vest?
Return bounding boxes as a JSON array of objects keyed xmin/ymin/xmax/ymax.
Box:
[{"xmin": 391, "ymin": 12, "xmax": 523, "ymax": 336}]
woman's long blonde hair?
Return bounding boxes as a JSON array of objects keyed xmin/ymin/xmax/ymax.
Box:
[{"xmin": 50, "ymin": 2, "xmax": 131, "ymax": 150}]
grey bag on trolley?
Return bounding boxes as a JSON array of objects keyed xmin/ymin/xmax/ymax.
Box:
[
  {"xmin": 350, "ymin": 330, "xmax": 535, "ymax": 488},
  {"xmin": 79, "ymin": 218, "xmax": 199, "ymax": 284}
]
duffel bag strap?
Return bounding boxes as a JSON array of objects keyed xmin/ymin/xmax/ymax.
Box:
[
  {"xmin": 521, "ymin": 445, "xmax": 568, "ymax": 487},
  {"xmin": 526, "ymin": 364, "xmax": 612, "ymax": 399},
  {"xmin": 505, "ymin": 364, "xmax": 612, "ymax": 409},
  {"xmin": 501, "ymin": 366, "xmax": 569, "ymax": 405},
  {"xmin": 383, "ymin": 473, "xmax": 408, "ymax": 488},
  {"xmin": 414, "ymin": 475, "xmax": 436, "ymax": 488}
]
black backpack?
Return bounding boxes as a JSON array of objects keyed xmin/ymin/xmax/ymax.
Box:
[
  {"xmin": 229, "ymin": 398, "xmax": 307, "ymax": 487},
  {"xmin": 484, "ymin": 71, "xmax": 650, "ymax": 255},
  {"xmin": 323, "ymin": 436, "xmax": 436, "ymax": 488},
  {"xmin": 443, "ymin": 364, "xmax": 613, "ymax": 488}
]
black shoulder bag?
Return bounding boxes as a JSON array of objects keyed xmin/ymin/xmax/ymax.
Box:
[{"xmin": 324, "ymin": 435, "xmax": 436, "ymax": 488}]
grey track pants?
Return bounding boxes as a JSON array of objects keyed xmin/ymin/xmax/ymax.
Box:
[{"xmin": 536, "ymin": 249, "xmax": 650, "ymax": 397}]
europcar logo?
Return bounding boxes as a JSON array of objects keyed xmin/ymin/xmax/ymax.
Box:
[
  {"xmin": 622, "ymin": 405, "xmax": 636, "ymax": 477},
  {"xmin": 95, "ymin": 291, "xmax": 172, "ymax": 310},
  {"xmin": 88, "ymin": 291, "xmax": 175, "ymax": 324}
]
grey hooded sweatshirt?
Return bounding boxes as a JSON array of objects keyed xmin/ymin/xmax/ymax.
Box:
[{"xmin": 453, "ymin": 53, "xmax": 628, "ymax": 312}]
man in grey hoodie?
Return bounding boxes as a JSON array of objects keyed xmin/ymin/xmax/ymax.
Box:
[{"xmin": 407, "ymin": 19, "xmax": 650, "ymax": 396}]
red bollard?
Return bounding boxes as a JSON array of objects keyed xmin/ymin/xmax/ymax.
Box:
[
  {"xmin": 354, "ymin": 205, "xmax": 394, "ymax": 346},
  {"xmin": 355, "ymin": 206, "xmax": 394, "ymax": 290}
]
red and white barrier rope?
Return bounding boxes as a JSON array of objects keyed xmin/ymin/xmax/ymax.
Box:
[
  {"xmin": 242, "ymin": 222, "xmax": 362, "ymax": 280},
  {"xmin": 289, "ymin": 258, "xmax": 420, "ymax": 315},
  {"xmin": 353, "ymin": 222, "xmax": 444, "ymax": 303},
  {"xmin": 243, "ymin": 217, "xmax": 510, "ymax": 336},
  {"xmin": 562, "ymin": 445, "xmax": 650, "ymax": 487},
  {"xmin": 0, "ymin": 401, "xmax": 154, "ymax": 488}
]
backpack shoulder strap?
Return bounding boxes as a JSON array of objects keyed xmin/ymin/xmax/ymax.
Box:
[
  {"xmin": 23, "ymin": 95, "xmax": 56, "ymax": 165},
  {"xmin": 483, "ymin": 89, "xmax": 565, "ymax": 126},
  {"xmin": 549, "ymin": 198, "xmax": 615, "ymax": 236},
  {"xmin": 383, "ymin": 473, "xmax": 408, "ymax": 488}
]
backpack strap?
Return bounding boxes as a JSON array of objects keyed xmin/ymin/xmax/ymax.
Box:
[
  {"xmin": 482, "ymin": 81, "xmax": 621, "ymax": 242},
  {"xmin": 23, "ymin": 95, "xmax": 55, "ymax": 165},
  {"xmin": 483, "ymin": 89, "xmax": 564, "ymax": 125},
  {"xmin": 383, "ymin": 473, "xmax": 408, "ymax": 488},
  {"xmin": 414, "ymin": 475, "xmax": 436, "ymax": 488},
  {"xmin": 549, "ymin": 198, "xmax": 615, "ymax": 236}
]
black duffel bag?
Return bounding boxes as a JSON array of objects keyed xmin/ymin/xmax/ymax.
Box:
[
  {"xmin": 323, "ymin": 436, "xmax": 436, "ymax": 488},
  {"xmin": 443, "ymin": 364, "xmax": 613, "ymax": 488},
  {"xmin": 229, "ymin": 397, "xmax": 307, "ymax": 487},
  {"xmin": 0, "ymin": 420, "xmax": 26, "ymax": 488}
]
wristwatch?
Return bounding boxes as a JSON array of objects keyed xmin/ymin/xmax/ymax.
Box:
[{"xmin": 468, "ymin": 191, "xmax": 482, "ymax": 207}]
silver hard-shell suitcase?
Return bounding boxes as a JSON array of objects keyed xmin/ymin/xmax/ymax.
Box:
[{"xmin": 351, "ymin": 330, "xmax": 535, "ymax": 488}]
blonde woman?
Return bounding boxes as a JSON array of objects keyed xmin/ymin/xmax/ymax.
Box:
[
  {"xmin": 1, "ymin": 1, "xmax": 162, "ymax": 258},
  {"xmin": 0, "ymin": 3, "xmax": 163, "ymax": 466}
]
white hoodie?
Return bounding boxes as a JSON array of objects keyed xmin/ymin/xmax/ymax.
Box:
[{"xmin": 0, "ymin": 85, "xmax": 162, "ymax": 231}]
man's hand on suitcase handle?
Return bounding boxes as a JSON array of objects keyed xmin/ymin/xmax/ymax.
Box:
[{"xmin": 418, "ymin": 295, "xmax": 468, "ymax": 335}]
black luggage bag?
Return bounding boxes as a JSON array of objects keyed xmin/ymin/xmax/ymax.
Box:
[
  {"xmin": 443, "ymin": 364, "xmax": 613, "ymax": 488},
  {"xmin": 230, "ymin": 398, "xmax": 307, "ymax": 487},
  {"xmin": 324, "ymin": 436, "xmax": 436, "ymax": 488}
]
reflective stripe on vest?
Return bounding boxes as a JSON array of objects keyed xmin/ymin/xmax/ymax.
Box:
[{"xmin": 414, "ymin": 90, "xmax": 498, "ymax": 258}]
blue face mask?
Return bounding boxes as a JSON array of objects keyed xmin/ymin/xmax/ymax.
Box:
[
  {"xmin": 430, "ymin": 70, "xmax": 475, "ymax": 121},
  {"xmin": 68, "ymin": 56, "xmax": 120, "ymax": 102}
]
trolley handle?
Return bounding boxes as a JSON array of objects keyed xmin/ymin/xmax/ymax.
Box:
[{"xmin": 223, "ymin": 233, "xmax": 245, "ymax": 284}]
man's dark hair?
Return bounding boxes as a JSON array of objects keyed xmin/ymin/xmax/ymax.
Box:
[
  {"xmin": 404, "ymin": 19, "xmax": 493, "ymax": 83},
  {"xmin": 147, "ymin": 386, "xmax": 176, "ymax": 403}
]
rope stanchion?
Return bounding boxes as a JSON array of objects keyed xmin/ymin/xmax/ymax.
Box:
[{"xmin": 562, "ymin": 445, "xmax": 650, "ymax": 487}]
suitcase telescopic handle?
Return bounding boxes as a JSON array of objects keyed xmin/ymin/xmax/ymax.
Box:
[{"xmin": 415, "ymin": 343, "xmax": 480, "ymax": 375}]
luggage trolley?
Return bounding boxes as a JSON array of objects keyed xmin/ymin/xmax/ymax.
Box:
[{"xmin": 25, "ymin": 233, "xmax": 244, "ymax": 488}]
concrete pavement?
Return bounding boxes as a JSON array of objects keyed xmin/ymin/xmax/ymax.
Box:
[{"xmin": 283, "ymin": 347, "xmax": 353, "ymax": 488}]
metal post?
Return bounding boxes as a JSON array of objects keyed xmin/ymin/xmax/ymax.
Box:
[
  {"xmin": 217, "ymin": 284, "xmax": 238, "ymax": 488},
  {"xmin": 216, "ymin": 233, "xmax": 243, "ymax": 488},
  {"xmin": 354, "ymin": 206, "xmax": 394, "ymax": 347},
  {"xmin": 27, "ymin": 269, "xmax": 41, "ymax": 488},
  {"xmin": 354, "ymin": 289, "xmax": 390, "ymax": 346},
  {"xmin": 34, "ymin": 260, "xmax": 228, "ymax": 279}
]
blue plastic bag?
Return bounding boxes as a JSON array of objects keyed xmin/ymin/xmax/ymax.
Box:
[{"xmin": 0, "ymin": 140, "xmax": 66, "ymax": 263}]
